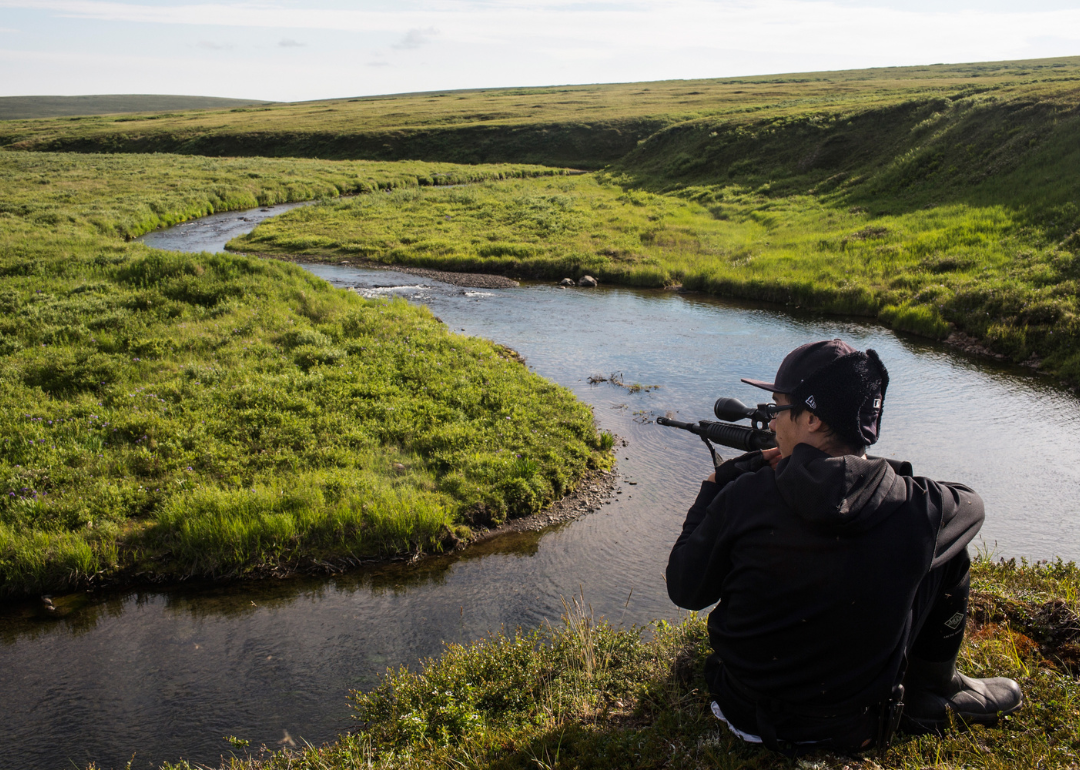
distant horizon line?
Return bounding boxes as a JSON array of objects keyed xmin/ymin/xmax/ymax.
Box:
[{"xmin": 3, "ymin": 53, "xmax": 1079, "ymax": 111}]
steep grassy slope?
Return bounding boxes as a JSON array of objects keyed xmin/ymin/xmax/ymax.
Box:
[
  {"xmin": 615, "ymin": 84, "xmax": 1080, "ymax": 206},
  {"xmin": 4, "ymin": 57, "xmax": 1080, "ymax": 168},
  {"xmin": 0, "ymin": 152, "xmax": 607, "ymax": 598}
]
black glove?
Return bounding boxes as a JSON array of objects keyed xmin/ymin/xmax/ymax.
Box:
[{"xmin": 713, "ymin": 450, "xmax": 767, "ymax": 488}]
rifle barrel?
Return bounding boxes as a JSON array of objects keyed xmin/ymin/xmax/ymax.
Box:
[{"xmin": 656, "ymin": 417, "xmax": 777, "ymax": 452}]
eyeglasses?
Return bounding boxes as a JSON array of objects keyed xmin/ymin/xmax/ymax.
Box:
[{"xmin": 761, "ymin": 403, "xmax": 795, "ymax": 421}]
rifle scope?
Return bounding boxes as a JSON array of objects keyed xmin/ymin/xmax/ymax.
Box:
[{"xmin": 655, "ymin": 397, "xmax": 778, "ymax": 455}]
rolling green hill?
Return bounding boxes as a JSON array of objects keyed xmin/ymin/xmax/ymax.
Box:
[{"xmin": 4, "ymin": 57, "xmax": 1079, "ymax": 168}]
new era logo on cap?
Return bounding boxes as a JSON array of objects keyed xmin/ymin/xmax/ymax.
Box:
[{"xmin": 805, "ymin": 395, "xmax": 817, "ymax": 409}]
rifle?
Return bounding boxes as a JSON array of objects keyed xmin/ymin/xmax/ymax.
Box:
[{"xmin": 656, "ymin": 398, "xmax": 777, "ymax": 467}]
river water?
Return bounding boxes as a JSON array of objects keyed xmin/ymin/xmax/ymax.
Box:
[{"xmin": 3, "ymin": 206, "xmax": 1079, "ymax": 770}]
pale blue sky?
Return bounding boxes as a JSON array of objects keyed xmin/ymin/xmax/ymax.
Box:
[{"xmin": 1, "ymin": 0, "xmax": 1078, "ymax": 101}]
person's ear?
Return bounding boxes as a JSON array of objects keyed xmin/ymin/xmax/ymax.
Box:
[{"xmin": 805, "ymin": 412, "xmax": 826, "ymax": 434}]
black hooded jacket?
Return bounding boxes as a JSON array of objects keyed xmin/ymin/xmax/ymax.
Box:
[{"xmin": 666, "ymin": 443, "xmax": 983, "ymax": 714}]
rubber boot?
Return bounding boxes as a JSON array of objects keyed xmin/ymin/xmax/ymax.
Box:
[{"xmin": 902, "ymin": 657, "xmax": 1023, "ymax": 733}]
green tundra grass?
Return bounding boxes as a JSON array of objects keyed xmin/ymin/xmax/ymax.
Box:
[{"xmin": 0, "ymin": 152, "xmax": 608, "ymax": 598}]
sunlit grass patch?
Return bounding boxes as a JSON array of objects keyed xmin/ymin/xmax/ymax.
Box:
[{"xmin": 0, "ymin": 153, "xmax": 609, "ymax": 597}]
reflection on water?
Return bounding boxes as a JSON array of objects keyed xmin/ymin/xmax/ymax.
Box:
[
  {"xmin": 5, "ymin": 209, "xmax": 1080, "ymax": 770},
  {"xmin": 1, "ymin": 526, "xmax": 550, "ymax": 644}
]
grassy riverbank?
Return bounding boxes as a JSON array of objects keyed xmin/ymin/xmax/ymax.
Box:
[
  {"xmin": 215, "ymin": 56, "xmax": 1080, "ymax": 383},
  {"xmin": 153, "ymin": 558, "xmax": 1079, "ymax": 770},
  {"xmin": 0, "ymin": 152, "xmax": 609, "ymax": 598},
  {"xmin": 234, "ymin": 156, "xmax": 1080, "ymax": 381}
]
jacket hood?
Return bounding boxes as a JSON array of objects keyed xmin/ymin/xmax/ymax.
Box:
[{"xmin": 774, "ymin": 443, "xmax": 906, "ymax": 533}]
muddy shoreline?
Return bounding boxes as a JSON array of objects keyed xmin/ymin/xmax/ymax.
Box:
[{"xmin": 475, "ymin": 466, "xmax": 620, "ymax": 539}]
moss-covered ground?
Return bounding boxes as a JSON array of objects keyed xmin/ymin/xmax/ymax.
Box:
[
  {"xmin": 152, "ymin": 559, "xmax": 1080, "ymax": 770},
  {"xmin": 0, "ymin": 152, "xmax": 609, "ymax": 598}
]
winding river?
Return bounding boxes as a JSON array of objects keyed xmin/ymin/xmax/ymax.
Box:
[{"xmin": 3, "ymin": 204, "xmax": 1079, "ymax": 770}]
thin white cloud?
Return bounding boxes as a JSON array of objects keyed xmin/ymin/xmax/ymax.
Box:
[
  {"xmin": 367, "ymin": 60, "xmax": 391, "ymax": 67},
  {"xmin": 278, "ymin": 37, "xmax": 305, "ymax": 47},
  {"xmin": 2, "ymin": 0, "xmax": 1079, "ymax": 55},
  {"xmin": 196, "ymin": 40, "xmax": 232, "ymax": 50},
  {"xmin": 0, "ymin": 1, "xmax": 430, "ymax": 31},
  {"xmin": 393, "ymin": 26, "xmax": 438, "ymax": 50}
]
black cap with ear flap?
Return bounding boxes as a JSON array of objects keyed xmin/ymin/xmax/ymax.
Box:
[
  {"xmin": 858, "ymin": 349, "xmax": 889, "ymax": 446},
  {"xmin": 789, "ymin": 348, "xmax": 889, "ymax": 448}
]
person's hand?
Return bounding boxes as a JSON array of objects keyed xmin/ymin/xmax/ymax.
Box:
[
  {"xmin": 762, "ymin": 447, "xmax": 782, "ymax": 469},
  {"xmin": 706, "ymin": 471, "xmax": 716, "ymax": 483}
]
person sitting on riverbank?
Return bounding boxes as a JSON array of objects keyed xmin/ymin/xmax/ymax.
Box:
[{"xmin": 665, "ymin": 339, "xmax": 1022, "ymax": 753}]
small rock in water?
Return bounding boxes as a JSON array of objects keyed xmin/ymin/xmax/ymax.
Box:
[
  {"xmin": 558, "ymin": 278, "xmax": 575, "ymax": 286},
  {"xmin": 578, "ymin": 275, "xmax": 598, "ymax": 287}
]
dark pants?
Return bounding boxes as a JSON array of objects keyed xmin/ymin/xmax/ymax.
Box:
[
  {"xmin": 907, "ymin": 549, "xmax": 971, "ymax": 664},
  {"xmin": 706, "ymin": 548, "xmax": 972, "ymax": 750}
]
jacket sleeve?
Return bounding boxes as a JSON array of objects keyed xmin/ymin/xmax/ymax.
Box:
[
  {"xmin": 666, "ymin": 452, "xmax": 768, "ymax": 610},
  {"xmin": 885, "ymin": 459, "xmax": 984, "ymax": 569},
  {"xmin": 666, "ymin": 480, "xmax": 725, "ymax": 610},
  {"xmin": 929, "ymin": 479, "xmax": 984, "ymax": 569}
]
